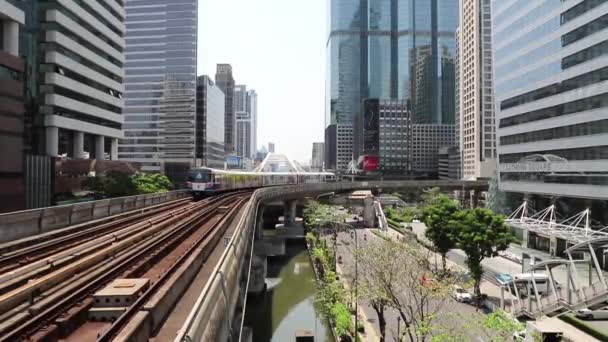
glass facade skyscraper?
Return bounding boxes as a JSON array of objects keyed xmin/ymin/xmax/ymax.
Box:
[
  {"xmin": 120, "ymin": 0, "xmax": 197, "ymax": 181},
  {"xmin": 493, "ymin": 0, "xmax": 608, "ymax": 218},
  {"xmin": 196, "ymin": 75, "xmax": 225, "ymax": 169},
  {"xmin": 326, "ymin": 0, "xmax": 458, "ymax": 171}
]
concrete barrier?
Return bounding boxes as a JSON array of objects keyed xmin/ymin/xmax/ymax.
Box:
[{"xmin": 0, "ymin": 190, "xmax": 190, "ymax": 243}]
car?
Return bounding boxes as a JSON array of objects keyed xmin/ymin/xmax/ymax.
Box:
[
  {"xmin": 451, "ymin": 285, "xmax": 472, "ymax": 303},
  {"xmin": 512, "ymin": 330, "xmax": 525, "ymax": 341},
  {"xmin": 576, "ymin": 308, "xmax": 608, "ymax": 320}
]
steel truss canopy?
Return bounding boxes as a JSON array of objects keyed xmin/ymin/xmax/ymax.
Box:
[
  {"xmin": 506, "ymin": 201, "xmax": 608, "ymax": 244},
  {"xmin": 253, "ymin": 153, "xmax": 304, "ymax": 173}
]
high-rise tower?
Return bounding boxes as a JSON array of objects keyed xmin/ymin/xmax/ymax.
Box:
[
  {"xmin": 325, "ymin": 0, "xmax": 459, "ymax": 171},
  {"xmin": 456, "ymin": 0, "xmax": 496, "ymax": 180},
  {"xmin": 215, "ymin": 64, "xmax": 236, "ymax": 154},
  {"xmin": 121, "ymin": 0, "xmax": 197, "ymax": 183}
]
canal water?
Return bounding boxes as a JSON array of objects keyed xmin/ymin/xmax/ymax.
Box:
[{"xmin": 244, "ymin": 237, "xmax": 332, "ymax": 342}]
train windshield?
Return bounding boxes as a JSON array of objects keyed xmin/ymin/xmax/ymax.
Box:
[{"xmin": 188, "ymin": 169, "xmax": 211, "ymax": 182}]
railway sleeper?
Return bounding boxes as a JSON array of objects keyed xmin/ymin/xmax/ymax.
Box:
[{"xmin": 108, "ymin": 198, "xmax": 246, "ymax": 341}]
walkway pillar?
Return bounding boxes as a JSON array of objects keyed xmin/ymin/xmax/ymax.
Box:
[
  {"xmin": 46, "ymin": 126, "xmax": 59, "ymax": 157},
  {"xmin": 111, "ymin": 138, "xmax": 119, "ymax": 160},
  {"xmin": 363, "ymin": 196, "xmax": 375, "ymax": 228},
  {"xmin": 95, "ymin": 135, "xmax": 105, "ymax": 160},
  {"xmin": 283, "ymin": 200, "xmax": 296, "ymax": 226},
  {"xmin": 73, "ymin": 131, "xmax": 84, "ymax": 159},
  {"xmin": 3, "ymin": 21, "xmax": 19, "ymax": 56}
]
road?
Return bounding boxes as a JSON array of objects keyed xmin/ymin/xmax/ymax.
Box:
[{"xmin": 328, "ymin": 229, "xmax": 494, "ymax": 341}]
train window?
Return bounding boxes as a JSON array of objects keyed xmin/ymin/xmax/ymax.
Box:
[{"xmin": 188, "ymin": 170, "xmax": 211, "ymax": 182}]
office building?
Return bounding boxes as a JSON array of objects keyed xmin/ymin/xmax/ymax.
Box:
[
  {"xmin": 457, "ymin": 0, "xmax": 496, "ymax": 180},
  {"xmin": 326, "ymin": 0, "xmax": 458, "ymax": 171},
  {"xmin": 235, "ymin": 85, "xmax": 258, "ymax": 159},
  {"xmin": 0, "ymin": 1, "xmax": 25, "ymax": 211},
  {"xmin": 311, "ymin": 142, "xmax": 325, "ymax": 171},
  {"xmin": 215, "ymin": 64, "xmax": 236, "ymax": 154},
  {"xmin": 15, "ymin": 0, "xmax": 125, "ymax": 161},
  {"xmin": 120, "ymin": 0, "xmax": 197, "ymax": 183},
  {"xmin": 493, "ymin": 0, "xmax": 608, "ymax": 219},
  {"xmin": 411, "ymin": 124, "xmax": 456, "ymax": 176},
  {"xmin": 438, "ymin": 146, "xmax": 461, "ymax": 180},
  {"xmin": 379, "ymin": 100, "xmax": 411, "ymax": 174},
  {"xmin": 268, "ymin": 142, "xmax": 275, "ymax": 153},
  {"xmin": 196, "ymin": 76, "xmax": 225, "ymax": 169}
]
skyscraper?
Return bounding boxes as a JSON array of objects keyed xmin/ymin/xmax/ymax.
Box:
[
  {"xmin": 456, "ymin": 0, "xmax": 496, "ymax": 180},
  {"xmin": 493, "ymin": 0, "xmax": 608, "ymax": 219},
  {"xmin": 215, "ymin": 64, "xmax": 236, "ymax": 154},
  {"xmin": 121, "ymin": 0, "xmax": 197, "ymax": 182},
  {"xmin": 234, "ymin": 85, "xmax": 257, "ymax": 159},
  {"xmin": 311, "ymin": 142, "xmax": 325, "ymax": 171},
  {"xmin": 196, "ymin": 76, "xmax": 225, "ymax": 169},
  {"xmin": 326, "ymin": 0, "xmax": 458, "ymax": 171}
]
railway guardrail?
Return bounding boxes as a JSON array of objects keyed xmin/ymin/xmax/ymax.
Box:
[{"xmin": 0, "ymin": 190, "xmax": 190, "ymax": 243}]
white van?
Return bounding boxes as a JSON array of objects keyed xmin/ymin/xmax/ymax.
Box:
[{"xmin": 510, "ymin": 273, "xmax": 551, "ymax": 296}]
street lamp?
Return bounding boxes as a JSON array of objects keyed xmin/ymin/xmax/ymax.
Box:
[{"xmin": 319, "ymin": 220, "xmax": 359, "ymax": 339}]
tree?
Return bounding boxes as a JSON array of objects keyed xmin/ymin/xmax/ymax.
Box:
[
  {"xmin": 352, "ymin": 239, "xmax": 455, "ymax": 342},
  {"xmin": 131, "ymin": 173, "xmax": 172, "ymax": 194},
  {"xmin": 421, "ymin": 195, "xmax": 460, "ymax": 272},
  {"xmin": 353, "ymin": 244, "xmax": 391, "ymax": 341},
  {"xmin": 450, "ymin": 208, "xmax": 514, "ymax": 298},
  {"xmin": 479, "ymin": 310, "xmax": 525, "ymax": 342}
]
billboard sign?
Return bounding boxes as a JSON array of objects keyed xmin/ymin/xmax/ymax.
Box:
[
  {"xmin": 363, "ymin": 98, "xmax": 379, "ymax": 154},
  {"xmin": 359, "ymin": 155, "xmax": 379, "ymax": 172},
  {"xmin": 226, "ymin": 155, "xmax": 242, "ymax": 168}
]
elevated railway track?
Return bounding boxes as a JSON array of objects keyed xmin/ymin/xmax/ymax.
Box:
[{"xmin": 0, "ymin": 191, "xmax": 251, "ymax": 342}]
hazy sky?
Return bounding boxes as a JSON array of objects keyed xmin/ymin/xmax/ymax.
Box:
[{"xmin": 198, "ymin": 0, "xmax": 326, "ymax": 163}]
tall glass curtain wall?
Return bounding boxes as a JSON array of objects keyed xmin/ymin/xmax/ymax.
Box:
[
  {"xmin": 121, "ymin": 0, "xmax": 197, "ymax": 172},
  {"xmin": 326, "ymin": 0, "xmax": 457, "ymax": 168},
  {"xmin": 493, "ymin": 0, "xmax": 608, "ymax": 190}
]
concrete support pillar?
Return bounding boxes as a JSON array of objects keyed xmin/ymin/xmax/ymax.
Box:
[
  {"xmin": 3, "ymin": 21, "xmax": 19, "ymax": 56},
  {"xmin": 363, "ymin": 196, "xmax": 375, "ymax": 228},
  {"xmin": 45, "ymin": 126, "xmax": 59, "ymax": 157},
  {"xmin": 73, "ymin": 131, "xmax": 84, "ymax": 159},
  {"xmin": 522, "ymin": 229, "xmax": 529, "ymax": 249},
  {"xmin": 111, "ymin": 138, "xmax": 118, "ymax": 160},
  {"xmin": 95, "ymin": 135, "xmax": 105, "ymax": 160},
  {"xmin": 283, "ymin": 200, "xmax": 296, "ymax": 226}
]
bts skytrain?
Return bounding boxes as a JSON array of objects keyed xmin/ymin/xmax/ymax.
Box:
[{"xmin": 187, "ymin": 167, "xmax": 336, "ymax": 197}]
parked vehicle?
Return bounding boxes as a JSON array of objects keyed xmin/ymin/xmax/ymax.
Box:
[{"xmin": 451, "ymin": 285, "xmax": 472, "ymax": 303}]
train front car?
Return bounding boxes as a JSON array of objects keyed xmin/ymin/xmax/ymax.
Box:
[{"xmin": 187, "ymin": 167, "xmax": 215, "ymax": 198}]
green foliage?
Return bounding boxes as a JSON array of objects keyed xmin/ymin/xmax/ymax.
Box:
[
  {"xmin": 385, "ymin": 206, "xmax": 420, "ymax": 224},
  {"xmin": 421, "ymin": 187, "xmax": 445, "ymax": 206},
  {"xmin": 331, "ymin": 302, "xmax": 353, "ymax": 337},
  {"xmin": 303, "ymin": 200, "xmax": 337, "ymax": 228},
  {"xmin": 131, "ymin": 173, "xmax": 172, "ymax": 194},
  {"xmin": 82, "ymin": 172, "xmax": 173, "ymax": 198},
  {"xmin": 482, "ymin": 310, "xmax": 525, "ymax": 340},
  {"xmin": 421, "ymin": 194, "xmax": 461, "ymax": 271},
  {"xmin": 450, "ymin": 208, "xmax": 514, "ymax": 296}
]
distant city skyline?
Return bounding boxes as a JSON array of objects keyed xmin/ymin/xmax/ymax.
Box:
[{"xmin": 198, "ymin": 0, "xmax": 325, "ymax": 162}]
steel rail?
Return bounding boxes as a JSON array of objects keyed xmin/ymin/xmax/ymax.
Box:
[
  {"xmin": 99, "ymin": 193, "xmax": 250, "ymax": 341},
  {"xmin": 0, "ymin": 192, "xmax": 240, "ymax": 341},
  {"xmin": 0, "ymin": 197, "xmax": 194, "ymax": 272}
]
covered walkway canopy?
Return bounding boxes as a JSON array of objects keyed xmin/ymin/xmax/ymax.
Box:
[{"xmin": 506, "ymin": 201, "xmax": 608, "ymax": 244}]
